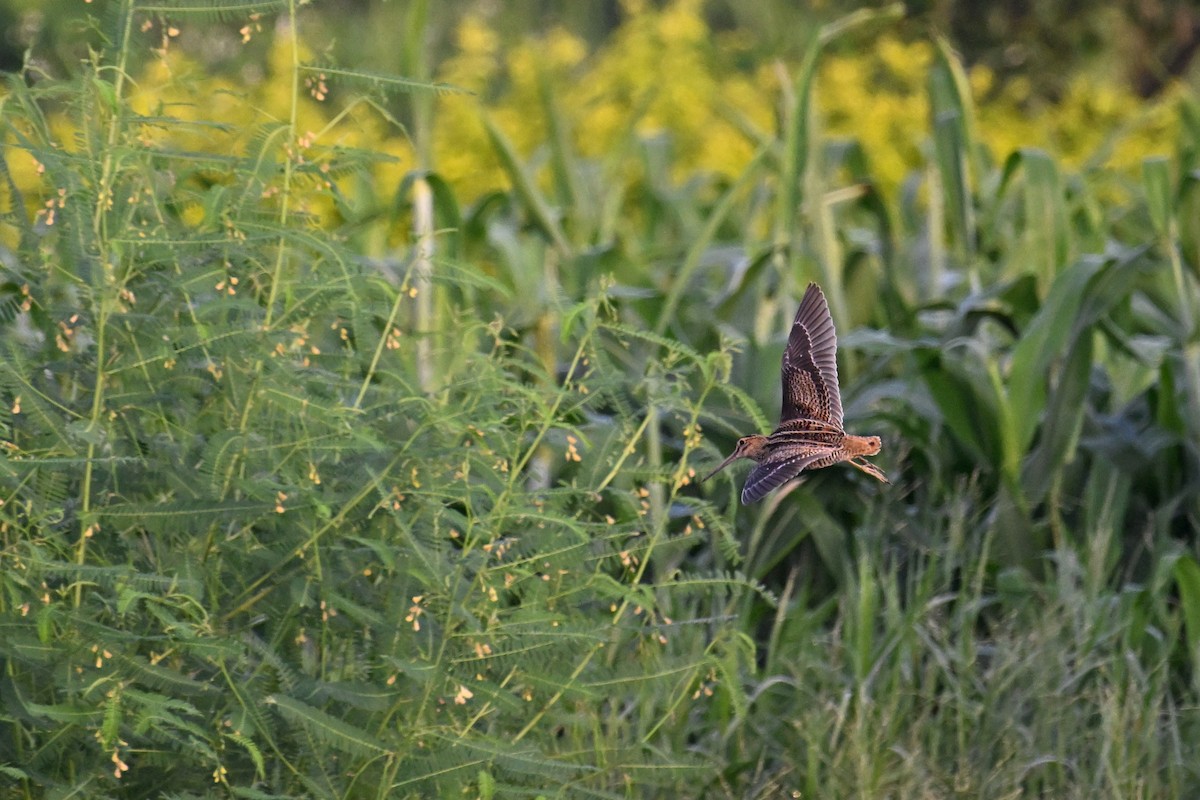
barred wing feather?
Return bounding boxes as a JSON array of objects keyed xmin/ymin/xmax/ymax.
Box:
[
  {"xmin": 780, "ymin": 283, "xmax": 843, "ymax": 427},
  {"xmin": 741, "ymin": 451, "xmax": 827, "ymax": 505}
]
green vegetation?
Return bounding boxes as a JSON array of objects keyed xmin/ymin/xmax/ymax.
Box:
[{"xmin": 1, "ymin": 1, "xmax": 1198, "ymax": 798}]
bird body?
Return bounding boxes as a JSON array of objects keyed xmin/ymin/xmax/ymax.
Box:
[{"xmin": 703, "ymin": 283, "xmax": 887, "ymax": 504}]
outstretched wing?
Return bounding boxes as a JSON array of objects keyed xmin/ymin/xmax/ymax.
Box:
[
  {"xmin": 741, "ymin": 450, "xmax": 828, "ymax": 504},
  {"xmin": 780, "ymin": 283, "xmax": 843, "ymax": 427}
]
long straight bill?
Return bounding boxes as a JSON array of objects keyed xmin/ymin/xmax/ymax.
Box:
[{"xmin": 700, "ymin": 451, "xmax": 741, "ymax": 483}]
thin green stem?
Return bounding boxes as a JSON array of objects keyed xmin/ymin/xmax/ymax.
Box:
[
  {"xmin": 76, "ymin": 0, "xmax": 136, "ymax": 607},
  {"xmin": 262, "ymin": 0, "xmax": 302, "ymax": 329}
]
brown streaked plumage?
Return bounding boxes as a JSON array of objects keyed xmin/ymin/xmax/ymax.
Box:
[{"xmin": 702, "ymin": 282, "xmax": 888, "ymax": 504}]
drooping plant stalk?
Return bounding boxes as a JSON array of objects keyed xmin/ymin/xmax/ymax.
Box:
[{"xmin": 76, "ymin": 0, "xmax": 137, "ymax": 607}]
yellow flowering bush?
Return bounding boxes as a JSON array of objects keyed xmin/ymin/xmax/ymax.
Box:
[
  {"xmin": 432, "ymin": 1, "xmax": 1183, "ymax": 200},
  {"xmin": 0, "ymin": 0, "xmax": 1185, "ymax": 241},
  {"xmin": 975, "ymin": 69, "xmax": 1184, "ymax": 172},
  {"xmin": 0, "ymin": 25, "xmax": 412, "ymax": 246},
  {"xmin": 819, "ymin": 38, "xmax": 934, "ymax": 191},
  {"xmin": 434, "ymin": 0, "xmax": 774, "ymax": 191}
]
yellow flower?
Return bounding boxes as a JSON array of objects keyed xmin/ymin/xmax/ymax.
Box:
[
  {"xmin": 457, "ymin": 15, "xmax": 498, "ymax": 59},
  {"xmin": 969, "ymin": 64, "xmax": 995, "ymax": 97},
  {"xmin": 657, "ymin": 0, "xmax": 706, "ymax": 44},
  {"xmin": 545, "ymin": 28, "xmax": 586, "ymax": 69}
]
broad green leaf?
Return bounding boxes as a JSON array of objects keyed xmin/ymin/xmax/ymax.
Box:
[
  {"xmin": 1142, "ymin": 157, "xmax": 1172, "ymax": 236},
  {"xmin": 482, "ymin": 113, "xmax": 572, "ymax": 258},
  {"xmin": 1008, "ymin": 255, "xmax": 1105, "ymax": 451},
  {"xmin": 1173, "ymin": 555, "xmax": 1200, "ymax": 671}
]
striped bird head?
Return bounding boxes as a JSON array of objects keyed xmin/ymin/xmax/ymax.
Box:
[{"xmin": 700, "ymin": 434, "xmax": 769, "ymax": 483}]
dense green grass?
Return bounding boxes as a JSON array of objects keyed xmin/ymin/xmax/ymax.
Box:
[{"xmin": 1, "ymin": 3, "xmax": 1199, "ymax": 798}]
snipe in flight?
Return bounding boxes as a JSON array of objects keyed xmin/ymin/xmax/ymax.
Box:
[{"xmin": 703, "ymin": 282, "xmax": 888, "ymax": 504}]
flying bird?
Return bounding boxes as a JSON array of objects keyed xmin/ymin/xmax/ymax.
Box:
[{"xmin": 702, "ymin": 282, "xmax": 888, "ymax": 504}]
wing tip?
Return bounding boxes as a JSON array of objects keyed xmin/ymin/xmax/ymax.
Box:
[{"xmin": 794, "ymin": 282, "xmax": 831, "ymax": 327}]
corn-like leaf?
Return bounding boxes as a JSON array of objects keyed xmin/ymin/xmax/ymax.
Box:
[
  {"xmin": 482, "ymin": 113, "xmax": 572, "ymax": 258},
  {"xmin": 1173, "ymin": 555, "xmax": 1200, "ymax": 676},
  {"xmin": 1143, "ymin": 157, "xmax": 1172, "ymax": 236}
]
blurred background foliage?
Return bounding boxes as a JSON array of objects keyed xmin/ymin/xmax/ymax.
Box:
[
  {"xmin": 8, "ymin": 0, "xmax": 1200, "ymax": 96},
  {"xmin": 1, "ymin": 0, "xmax": 1199, "ymax": 797},
  {"xmin": 1, "ymin": 0, "xmax": 1194, "ymax": 202}
]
